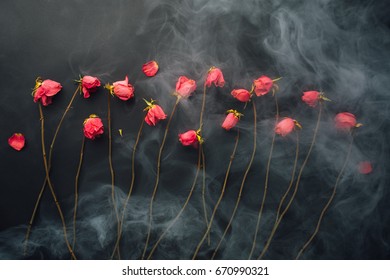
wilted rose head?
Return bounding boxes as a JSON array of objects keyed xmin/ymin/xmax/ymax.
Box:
[
  {"xmin": 83, "ymin": 114, "xmax": 104, "ymax": 140},
  {"xmin": 105, "ymin": 76, "xmax": 135, "ymax": 101},
  {"xmin": 80, "ymin": 75, "xmax": 101, "ymax": 98},
  {"xmin": 143, "ymin": 99, "xmax": 167, "ymax": 126},
  {"xmin": 358, "ymin": 161, "xmax": 372, "ymax": 174},
  {"xmin": 302, "ymin": 91, "xmax": 330, "ymax": 107},
  {"xmin": 8, "ymin": 133, "xmax": 25, "ymax": 151},
  {"xmin": 32, "ymin": 77, "xmax": 62, "ymax": 106},
  {"xmin": 231, "ymin": 89, "xmax": 251, "ymax": 102},
  {"xmin": 253, "ymin": 75, "xmax": 274, "ymax": 96},
  {"xmin": 205, "ymin": 67, "xmax": 225, "ymax": 88},
  {"xmin": 275, "ymin": 117, "xmax": 301, "ymax": 136},
  {"xmin": 175, "ymin": 76, "xmax": 197, "ymax": 98},
  {"xmin": 178, "ymin": 130, "xmax": 202, "ymax": 148},
  {"xmin": 334, "ymin": 112, "xmax": 362, "ymax": 130},
  {"xmin": 142, "ymin": 60, "xmax": 159, "ymax": 77},
  {"xmin": 222, "ymin": 109, "xmax": 242, "ymax": 131}
]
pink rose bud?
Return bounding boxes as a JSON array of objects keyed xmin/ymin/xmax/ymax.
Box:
[
  {"xmin": 231, "ymin": 89, "xmax": 251, "ymax": 102},
  {"xmin": 83, "ymin": 114, "xmax": 104, "ymax": 140},
  {"xmin": 275, "ymin": 117, "xmax": 301, "ymax": 136},
  {"xmin": 8, "ymin": 133, "xmax": 25, "ymax": 151},
  {"xmin": 81, "ymin": 76, "xmax": 101, "ymax": 98},
  {"xmin": 222, "ymin": 110, "xmax": 243, "ymax": 131},
  {"xmin": 142, "ymin": 60, "xmax": 159, "ymax": 77},
  {"xmin": 358, "ymin": 161, "xmax": 372, "ymax": 174},
  {"xmin": 143, "ymin": 99, "xmax": 167, "ymax": 126},
  {"xmin": 205, "ymin": 67, "xmax": 225, "ymax": 88},
  {"xmin": 106, "ymin": 76, "xmax": 134, "ymax": 101},
  {"xmin": 302, "ymin": 91, "xmax": 330, "ymax": 107},
  {"xmin": 32, "ymin": 78, "xmax": 62, "ymax": 106},
  {"xmin": 334, "ymin": 112, "xmax": 362, "ymax": 130},
  {"xmin": 253, "ymin": 75, "xmax": 273, "ymax": 96},
  {"xmin": 178, "ymin": 130, "xmax": 202, "ymax": 148},
  {"xmin": 175, "ymin": 76, "xmax": 197, "ymax": 98}
]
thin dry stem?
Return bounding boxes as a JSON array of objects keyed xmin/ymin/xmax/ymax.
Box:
[{"xmin": 211, "ymin": 101, "xmax": 257, "ymax": 260}]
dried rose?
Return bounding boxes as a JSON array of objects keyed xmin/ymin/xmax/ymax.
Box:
[
  {"xmin": 358, "ymin": 161, "xmax": 372, "ymax": 174},
  {"xmin": 142, "ymin": 60, "xmax": 159, "ymax": 77},
  {"xmin": 302, "ymin": 91, "xmax": 330, "ymax": 107},
  {"xmin": 205, "ymin": 67, "xmax": 225, "ymax": 87},
  {"xmin": 253, "ymin": 75, "xmax": 273, "ymax": 96},
  {"xmin": 32, "ymin": 78, "xmax": 62, "ymax": 106},
  {"xmin": 144, "ymin": 99, "xmax": 167, "ymax": 126},
  {"xmin": 275, "ymin": 118, "xmax": 301, "ymax": 136},
  {"xmin": 175, "ymin": 76, "xmax": 197, "ymax": 98},
  {"xmin": 334, "ymin": 112, "xmax": 362, "ymax": 130},
  {"xmin": 83, "ymin": 114, "xmax": 104, "ymax": 140},
  {"xmin": 178, "ymin": 130, "xmax": 203, "ymax": 148},
  {"xmin": 80, "ymin": 76, "xmax": 101, "ymax": 98},
  {"xmin": 105, "ymin": 76, "xmax": 134, "ymax": 101},
  {"xmin": 231, "ymin": 89, "xmax": 251, "ymax": 102},
  {"xmin": 222, "ymin": 110, "xmax": 242, "ymax": 131},
  {"xmin": 8, "ymin": 133, "xmax": 25, "ymax": 151}
]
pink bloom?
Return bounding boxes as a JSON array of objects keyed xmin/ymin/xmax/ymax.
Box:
[
  {"xmin": 33, "ymin": 78, "xmax": 62, "ymax": 106},
  {"xmin": 205, "ymin": 67, "xmax": 225, "ymax": 87},
  {"xmin": 334, "ymin": 112, "xmax": 358, "ymax": 130},
  {"xmin": 178, "ymin": 130, "xmax": 200, "ymax": 148},
  {"xmin": 81, "ymin": 76, "xmax": 101, "ymax": 98},
  {"xmin": 275, "ymin": 118, "xmax": 300, "ymax": 136},
  {"xmin": 175, "ymin": 76, "xmax": 197, "ymax": 98},
  {"xmin": 111, "ymin": 76, "xmax": 134, "ymax": 101},
  {"xmin": 222, "ymin": 110, "xmax": 242, "ymax": 131},
  {"xmin": 302, "ymin": 91, "xmax": 321, "ymax": 107},
  {"xmin": 231, "ymin": 89, "xmax": 251, "ymax": 102},
  {"xmin": 358, "ymin": 161, "xmax": 372, "ymax": 174},
  {"xmin": 145, "ymin": 104, "xmax": 167, "ymax": 126},
  {"xmin": 253, "ymin": 75, "xmax": 273, "ymax": 96},
  {"xmin": 142, "ymin": 60, "xmax": 159, "ymax": 77},
  {"xmin": 8, "ymin": 133, "xmax": 25, "ymax": 151},
  {"xmin": 83, "ymin": 115, "xmax": 104, "ymax": 140}
]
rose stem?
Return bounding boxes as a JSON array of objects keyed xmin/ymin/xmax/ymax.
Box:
[
  {"xmin": 257, "ymin": 131, "xmax": 300, "ymax": 260},
  {"xmin": 295, "ymin": 135, "xmax": 354, "ymax": 260},
  {"xmin": 72, "ymin": 135, "xmax": 85, "ymax": 253},
  {"xmin": 111, "ymin": 118, "xmax": 144, "ymax": 259},
  {"xmin": 199, "ymin": 84, "xmax": 210, "ymax": 245},
  {"xmin": 142, "ymin": 97, "xmax": 180, "ymax": 259},
  {"xmin": 211, "ymin": 101, "xmax": 257, "ymax": 260},
  {"xmin": 258, "ymin": 103, "xmax": 323, "ymax": 260},
  {"xmin": 38, "ymin": 104, "xmax": 76, "ymax": 259},
  {"xmin": 24, "ymin": 85, "xmax": 81, "ymax": 256},
  {"xmin": 192, "ymin": 129, "xmax": 240, "ymax": 259},
  {"xmin": 146, "ymin": 147, "xmax": 202, "ymax": 260},
  {"xmin": 107, "ymin": 93, "xmax": 121, "ymax": 259},
  {"xmin": 248, "ymin": 92, "xmax": 279, "ymax": 259}
]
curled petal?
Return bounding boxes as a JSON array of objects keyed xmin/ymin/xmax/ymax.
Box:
[
  {"xmin": 8, "ymin": 133, "xmax": 25, "ymax": 151},
  {"xmin": 142, "ymin": 61, "xmax": 159, "ymax": 77}
]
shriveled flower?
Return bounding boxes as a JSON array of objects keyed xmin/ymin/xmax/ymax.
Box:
[
  {"xmin": 144, "ymin": 99, "xmax": 167, "ymax": 126},
  {"xmin": 253, "ymin": 75, "xmax": 273, "ymax": 96},
  {"xmin": 334, "ymin": 112, "xmax": 362, "ymax": 130},
  {"xmin": 205, "ymin": 67, "xmax": 225, "ymax": 87},
  {"xmin": 32, "ymin": 78, "xmax": 62, "ymax": 106},
  {"xmin": 231, "ymin": 89, "xmax": 251, "ymax": 102},
  {"xmin": 142, "ymin": 60, "xmax": 159, "ymax": 77},
  {"xmin": 105, "ymin": 76, "xmax": 134, "ymax": 101},
  {"xmin": 83, "ymin": 114, "xmax": 104, "ymax": 140},
  {"xmin": 358, "ymin": 161, "xmax": 372, "ymax": 174},
  {"xmin": 175, "ymin": 76, "xmax": 197, "ymax": 98},
  {"xmin": 275, "ymin": 117, "xmax": 301, "ymax": 136},
  {"xmin": 8, "ymin": 133, "xmax": 25, "ymax": 151},
  {"xmin": 79, "ymin": 75, "xmax": 101, "ymax": 98},
  {"xmin": 222, "ymin": 109, "xmax": 243, "ymax": 131},
  {"xmin": 178, "ymin": 130, "xmax": 203, "ymax": 148},
  {"xmin": 302, "ymin": 91, "xmax": 330, "ymax": 107}
]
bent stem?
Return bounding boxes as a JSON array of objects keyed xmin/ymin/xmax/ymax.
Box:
[
  {"xmin": 142, "ymin": 97, "xmax": 180, "ymax": 259},
  {"xmin": 258, "ymin": 103, "xmax": 323, "ymax": 260},
  {"xmin": 72, "ymin": 135, "xmax": 85, "ymax": 253},
  {"xmin": 147, "ymin": 147, "xmax": 202, "ymax": 260},
  {"xmin": 24, "ymin": 85, "xmax": 81, "ymax": 256},
  {"xmin": 107, "ymin": 94, "xmax": 120, "ymax": 259},
  {"xmin": 38, "ymin": 104, "xmax": 76, "ymax": 260},
  {"xmin": 248, "ymin": 93, "xmax": 279, "ymax": 259},
  {"xmin": 211, "ymin": 101, "xmax": 257, "ymax": 260},
  {"xmin": 192, "ymin": 129, "xmax": 240, "ymax": 259},
  {"xmin": 295, "ymin": 135, "xmax": 354, "ymax": 260},
  {"xmin": 257, "ymin": 132, "xmax": 300, "ymax": 260},
  {"xmin": 111, "ymin": 118, "xmax": 145, "ymax": 259}
]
